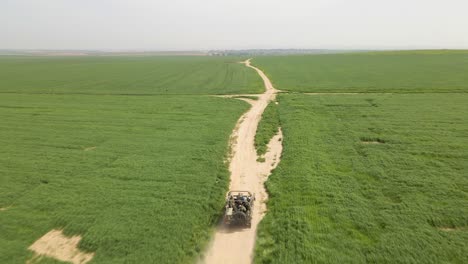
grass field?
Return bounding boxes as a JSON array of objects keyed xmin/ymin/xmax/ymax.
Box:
[
  {"xmin": 255, "ymin": 93, "xmax": 468, "ymax": 263},
  {"xmin": 0, "ymin": 56, "xmax": 263, "ymax": 95},
  {"xmin": 0, "ymin": 55, "xmax": 261, "ymax": 263},
  {"xmin": 253, "ymin": 50, "xmax": 468, "ymax": 93},
  {"xmin": 3, "ymin": 52, "xmax": 468, "ymax": 263},
  {"xmin": 255, "ymin": 102, "xmax": 280, "ymax": 159}
]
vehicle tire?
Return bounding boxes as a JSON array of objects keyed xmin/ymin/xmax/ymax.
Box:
[{"xmin": 233, "ymin": 211, "xmax": 247, "ymax": 224}]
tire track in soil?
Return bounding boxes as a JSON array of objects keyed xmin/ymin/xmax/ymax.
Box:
[{"xmin": 202, "ymin": 59, "xmax": 283, "ymax": 264}]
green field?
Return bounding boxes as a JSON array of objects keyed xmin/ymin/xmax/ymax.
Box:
[
  {"xmin": 256, "ymin": 93, "xmax": 468, "ymax": 263},
  {"xmin": 0, "ymin": 56, "xmax": 261, "ymax": 263},
  {"xmin": 0, "ymin": 56, "xmax": 262, "ymax": 95},
  {"xmin": 2, "ymin": 52, "xmax": 468, "ymax": 264},
  {"xmin": 255, "ymin": 102, "xmax": 280, "ymax": 159},
  {"xmin": 253, "ymin": 50, "xmax": 468, "ymax": 93},
  {"xmin": 253, "ymin": 52, "xmax": 468, "ymax": 263}
]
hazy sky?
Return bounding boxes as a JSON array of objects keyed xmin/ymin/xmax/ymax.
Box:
[{"xmin": 1, "ymin": 0, "xmax": 467, "ymax": 50}]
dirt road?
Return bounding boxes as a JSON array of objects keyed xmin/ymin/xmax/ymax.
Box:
[{"xmin": 202, "ymin": 59, "xmax": 282, "ymax": 264}]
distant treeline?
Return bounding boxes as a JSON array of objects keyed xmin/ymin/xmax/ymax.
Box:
[{"xmin": 208, "ymin": 49, "xmax": 366, "ymax": 56}]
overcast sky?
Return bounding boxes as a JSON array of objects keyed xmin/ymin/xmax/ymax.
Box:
[{"xmin": 1, "ymin": 0, "xmax": 467, "ymax": 50}]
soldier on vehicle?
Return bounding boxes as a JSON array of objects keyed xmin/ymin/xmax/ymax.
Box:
[{"xmin": 238, "ymin": 203, "xmax": 247, "ymax": 212}]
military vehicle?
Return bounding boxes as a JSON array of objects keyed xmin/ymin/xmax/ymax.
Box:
[{"xmin": 223, "ymin": 191, "xmax": 255, "ymax": 228}]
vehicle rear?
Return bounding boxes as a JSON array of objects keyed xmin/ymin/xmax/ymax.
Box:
[{"xmin": 223, "ymin": 191, "xmax": 255, "ymax": 228}]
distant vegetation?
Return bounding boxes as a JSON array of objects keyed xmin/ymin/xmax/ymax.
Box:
[
  {"xmin": 253, "ymin": 50, "xmax": 468, "ymax": 93},
  {"xmin": 210, "ymin": 49, "xmax": 357, "ymax": 56},
  {"xmin": 0, "ymin": 56, "xmax": 263, "ymax": 95}
]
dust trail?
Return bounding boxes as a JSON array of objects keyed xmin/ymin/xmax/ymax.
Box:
[{"xmin": 202, "ymin": 59, "xmax": 282, "ymax": 264}]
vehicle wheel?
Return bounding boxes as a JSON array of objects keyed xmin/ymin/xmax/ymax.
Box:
[{"xmin": 233, "ymin": 211, "xmax": 247, "ymax": 222}]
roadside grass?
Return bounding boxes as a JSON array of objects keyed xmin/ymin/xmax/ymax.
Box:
[
  {"xmin": 232, "ymin": 95, "xmax": 259, "ymax": 101},
  {"xmin": 255, "ymin": 93, "xmax": 468, "ymax": 263},
  {"xmin": 0, "ymin": 56, "xmax": 263, "ymax": 95},
  {"xmin": 0, "ymin": 93, "xmax": 249, "ymax": 263},
  {"xmin": 253, "ymin": 50, "xmax": 468, "ymax": 93},
  {"xmin": 255, "ymin": 101, "xmax": 281, "ymax": 159}
]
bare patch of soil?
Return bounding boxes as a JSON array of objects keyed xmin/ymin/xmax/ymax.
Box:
[
  {"xmin": 28, "ymin": 229, "xmax": 94, "ymax": 264},
  {"xmin": 439, "ymin": 227, "xmax": 456, "ymax": 231},
  {"xmin": 438, "ymin": 227, "xmax": 466, "ymax": 232},
  {"xmin": 0, "ymin": 206, "xmax": 11, "ymax": 211},
  {"xmin": 361, "ymin": 141, "xmax": 384, "ymax": 144},
  {"xmin": 83, "ymin": 146, "xmax": 96, "ymax": 151}
]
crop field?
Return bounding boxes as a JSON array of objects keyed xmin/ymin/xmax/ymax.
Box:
[
  {"xmin": 2, "ymin": 51, "xmax": 468, "ymax": 264},
  {"xmin": 253, "ymin": 51, "xmax": 468, "ymax": 263},
  {"xmin": 0, "ymin": 56, "xmax": 263, "ymax": 95},
  {"xmin": 0, "ymin": 56, "xmax": 260, "ymax": 263},
  {"xmin": 256, "ymin": 93, "xmax": 468, "ymax": 263},
  {"xmin": 253, "ymin": 50, "xmax": 468, "ymax": 93},
  {"xmin": 255, "ymin": 102, "xmax": 280, "ymax": 158}
]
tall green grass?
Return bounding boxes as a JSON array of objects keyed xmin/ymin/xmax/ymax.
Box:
[
  {"xmin": 255, "ymin": 93, "xmax": 468, "ymax": 263},
  {"xmin": 0, "ymin": 56, "xmax": 263, "ymax": 95},
  {"xmin": 0, "ymin": 93, "xmax": 249, "ymax": 263},
  {"xmin": 255, "ymin": 102, "xmax": 280, "ymax": 158},
  {"xmin": 253, "ymin": 50, "xmax": 468, "ymax": 93}
]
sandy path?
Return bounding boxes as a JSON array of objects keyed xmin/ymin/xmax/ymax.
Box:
[{"xmin": 202, "ymin": 59, "xmax": 282, "ymax": 264}]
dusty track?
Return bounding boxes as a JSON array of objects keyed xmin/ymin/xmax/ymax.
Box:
[{"xmin": 202, "ymin": 60, "xmax": 282, "ymax": 264}]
